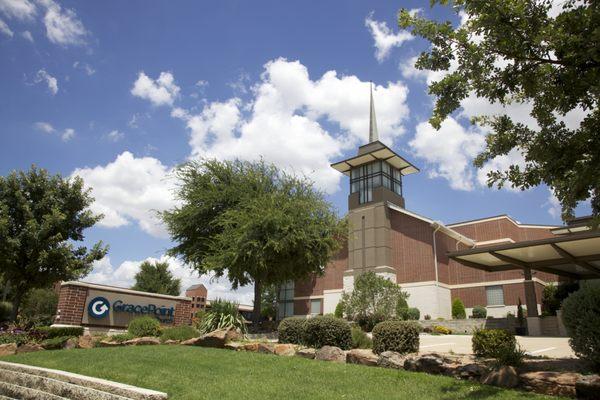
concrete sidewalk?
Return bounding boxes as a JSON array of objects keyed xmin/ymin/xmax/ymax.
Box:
[{"xmin": 419, "ymin": 334, "xmax": 575, "ymax": 358}]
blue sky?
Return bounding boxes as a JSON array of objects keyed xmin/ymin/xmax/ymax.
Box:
[{"xmin": 0, "ymin": 0, "xmax": 590, "ymax": 302}]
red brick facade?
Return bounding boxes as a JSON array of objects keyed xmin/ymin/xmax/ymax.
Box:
[{"xmin": 55, "ymin": 284, "xmax": 88, "ymax": 326}]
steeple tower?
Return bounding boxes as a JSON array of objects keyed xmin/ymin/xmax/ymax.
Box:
[{"xmin": 369, "ymin": 82, "xmax": 379, "ymax": 143}]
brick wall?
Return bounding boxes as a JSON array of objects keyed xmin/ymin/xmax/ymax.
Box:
[
  {"xmin": 55, "ymin": 284, "xmax": 88, "ymax": 326},
  {"xmin": 174, "ymin": 300, "xmax": 192, "ymax": 326}
]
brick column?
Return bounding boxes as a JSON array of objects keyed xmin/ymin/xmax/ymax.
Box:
[
  {"xmin": 173, "ymin": 300, "xmax": 192, "ymax": 326},
  {"xmin": 54, "ymin": 284, "xmax": 88, "ymax": 326},
  {"xmin": 523, "ymin": 268, "xmax": 539, "ymax": 317}
]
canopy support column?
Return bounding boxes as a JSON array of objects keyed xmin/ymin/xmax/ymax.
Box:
[{"xmin": 523, "ymin": 267, "xmax": 539, "ymax": 317}]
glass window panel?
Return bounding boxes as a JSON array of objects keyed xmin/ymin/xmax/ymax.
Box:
[
  {"xmin": 486, "ymin": 285, "xmax": 504, "ymax": 306},
  {"xmin": 373, "ymin": 161, "xmax": 381, "ymax": 173},
  {"xmin": 382, "ymin": 162, "xmax": 390, "ymax": 174},
  {"xmin": 310, "ymin": 299, "xmax": 322, "ymax": 315},
  {"xmin": 286, "ymin": 302, "xmax": 294, "ymax": 317}
]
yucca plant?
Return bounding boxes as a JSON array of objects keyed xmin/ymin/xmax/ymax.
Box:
[{"xmin": 197, "ymin": 299, "xmax": 247, "ymax": 335}]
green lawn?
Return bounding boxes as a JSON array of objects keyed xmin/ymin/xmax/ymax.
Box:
[{"xmin": 4, "ymin": 346, "xmax": 560, "ymax": 400}]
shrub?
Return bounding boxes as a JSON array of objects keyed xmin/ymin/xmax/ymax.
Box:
[
  {"xmin": 342, "ymin": 272, "xmax": 409, "ymax": 321},
  {"xmin": 302, "ymin": 316, "xmax": 352, "ymax": 350},
  {"xmin": 372, "ymin": 320, "xmax": 420, "ymax": 354},
  {"xmin": 35, "ymin": 326, "xmax": 84, "ymax": 339},
  {"xmin": 404, "ymin": 307, "xmax": 420, "ymax": 320},
  {"xmin": 472, "ymin": 329, "xmax": 517, "ymax": 358},
  {"xmin": 0, "ymin": 332, "xmax": 28, "ymax": 346},
  {"xmin": 432, "ymin": 325, "xmax": 452, "ymax": 335},
  {"xmin": 452, "ymin": 298, "xmax": 466, "ymax": 319},
  {"xmin": 334, "ymin": 302, "xmax": 344, "ymax": 318},
  {"xmin": 424, "ymin": 314, "xmax": 431, "ymax": 320},
  {"xmin": 495, "ymin": 343, "xmax": 526, "ymax": 366},
  {"xmin": 472, "ymin": 305, "xmax": 487, "ymax": 319},
  {"xmin": 278, "ymin": 317, "xmax": 306, "ymax": 345},
  {"xmin": 542, "ymin": 282, "xmax": 579, "ymax": 316},
  {"xmin": 160, "ymin": 325, "xmax": 199, "ymax": 342},
  {"xmin": 111, "ymin": 333, "xmax": 135, "ymax": 343},
  {"xmin": 197, "ymin": 299, "xmax": 247, "ymax": 335},
  {"xmin": 561, "ymin": 284, "xmax": 600, "ymax": 367},
  {"xmin": 128, "ymin": 316, "xmax": 161, "ymax": 337},
  {"xmin": 20, "ymin": 288, "xmax": 58, "ymax": 327},
  {"xmin": 0, "ymin": 302, "xmax": 12, "ymax": 322},
  {"xmin": 351, "ymin": 327, "xmax": 372, "ymax": 349},
  {"xmin": 41, "ymin": 336, "xmax": 71, "ymax": 350},
  {"xmin": 355, "ymin": 313, "xmax": 386, "ymax": 332}
]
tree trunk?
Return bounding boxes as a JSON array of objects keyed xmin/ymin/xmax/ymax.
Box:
[
  {"xmin": 10, "ymin": 290, "xmax": 22, "ymax": 322},
  {"xmin": 252, "ymin": 280, "xmax": 262, "ymax": 331},
  {"xmin": 2, "ymin": 280, "xmax": 10, "ymax": 302}
]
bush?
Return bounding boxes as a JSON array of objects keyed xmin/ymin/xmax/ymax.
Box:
[
  {"xmin": 111, "ymin": 333, "xmax": 135, "ymax": 343},
  {"xmin": 351, "ymin": 327, "xmax": 372, "ymax": 349},
  {"xmin": 302, "ymin": 316, "xmax": 352, "ymax": 350},
  {"xmin": 355, "ymin": 313, "xmax": 386, "ymax": 332},
  {"xmin": 372, "ymin": 320, "xmax": 420, "ymax": 354},
  {"xmin": 472, "ymin": 329, "xmax": 517, "ymax": 358},
  {"xmin": 0, "ymin": 332, "xmax": 28, "ymax": 346},
  {"xmin": 404, "ymin": 307, "xmax": 420, "ymax": 320},
  {"xmin": 35, "ymin": 326, "xmax": 84, "ymax": 339},
  {"xmin": 452, "ymin": 298, "xmax": 466, "ymax": 319},
  {"xmin": 128, "ymin": 316, "xmax": 161, "ymax": 337},
  {"xmin": 41, "ymin": 335, "xmax": 71, "ymax": 350},
  {"xmin": 424, "ymin": 314, "xmax": 431, "ymax": 320},
  {"xmin": 197, "ymin": 299, "xmax": 247, "ymax": 334},
  {"xmin": 20, "ymin": 288, "xmax": 59, "ymax": 327},
  {"xmin": 495, "ymin": 343, "xmax": 526, "ymax": 366},
  {"xmin": 160, "ymin": 325, "xmax": 199, "ymax": 342},
  {"xmin": 334, "ymin": 302, "xmax": 344, "ymax": 318},
  {"xmin": 278, "ymin": 317, "xmax": 306, "ymax": 345},
  {"xmin": 432, "ymin": 325, "xmax": 452, "ymax": 335},
  {"xmin": 562, "ymin": 284, "xmax": 600, "ymax": 367},
  {"xmin": 0, "ymin": 302, "xmax": 12, "ymax": 322},
  {"xmin": 472, "ymin": 305, "xmax": 487, "ymax": 319}
]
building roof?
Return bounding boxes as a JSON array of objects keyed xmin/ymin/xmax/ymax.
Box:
[
  {"xmin": 448, "ymin": 230, "xmax": 600, "ymax": 279},
  {"xmin": 331, "ymin": 141, "xmax": 420, "ymax": 177},
  {"xmin": 447, "ymin": 214, "xmax": 558, "ymax": 229},
  {"xmin": 185, "ymin": 284, "xmax": 207, "ymax": 291}
]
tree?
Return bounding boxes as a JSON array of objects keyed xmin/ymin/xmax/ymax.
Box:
[
  {"xmin": 20, "ymin": 288, "xmax": 59, "ymax": 327},
  {"xmin": 452, "ymin": 298, "xmax": 466, "ymax": 319},
  {"xmin": 162, "ymin": 159, "xmax": 346, "ymax": 326},
  {"xmin": 260, "ymin": 284, "xmax": 278, "ymax": 320},
  {"xmin": 0, "ymin": 166, "xmax": 107, "ymax": 320},
  {"xmin": 399, "ymin": 1, "xmax": 600, "ymax": 221},
  {"xmin": 341, "ymin": 271, "xmax": 409, "ymax": 321},
  {"xmin": 131, "ymin": 260, "xmax": 181, "ymax": 296}
]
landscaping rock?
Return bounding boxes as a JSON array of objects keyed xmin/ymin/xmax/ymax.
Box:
[
  {"xmin": 296, "ymin": 348, "xmax": 316, "ymax": 359},
  {"xmin": 164, "ymin": 339, "xmax": 180, "ymax": 345},
  {"xmin": 482, "ymin": 366, "xmax": 520, "ymax": 388},
  {"xmin": 124, "ymin": 337, "xmax": 160, "ymax": 346},
  {"xmin": 64, "ymin": 337, "xmax": 79, "ymax": 349},
  {"xmin": 98, "ymin": 340, "xmax": 123, "ymax": 347},
  {"xmin": 257, "ymin": 343, "xmax": 275, "ymax": 354},
  {"xmin": 377, "ymin": 351, "xmax": 405, "ymax": 369},
  {"xmin": 243, "ymin": 342, "xmax": 260, "ymax": 352},
  {"xmin": 224, "ymin": 342, "xmax": 244, "ymax": 351},
  {"xmin": 16, "ymin": 343, "xmax": 44, "ymax": 354},
  {"xmin": 576, "ymin": 374, "xmax": 600, "ymax": 399},
  {"xmin": 274, "ymin": 344, "xmax": 296, "ymax": 356},
  {"xmin": 77, "ymin": 335, "xmax": 94, "ymax": 349},
  {"xmin": 0, "ymin": 343, "xmax": 17, "ymax": 357},
  {"xmin": 519, "ymin": 371, "xmax": 578, "ymax": 398},
  {"xmin": 195, "ymin": 328, "xmax": 240, "ymax": 348},
  {"xmin": 181, "ymin": 337, "xmax": 201, "ymax": 346},
  {"xmin": 454, "ymin": 363, "xmax": 488, "ymax": 381},
  {"xmin": 315, "ymin": 346, "xmax": 345, "ymax": 363},
  {"xmin": 346, "ymin": 349, "xmax": 378, "ymax": 366},
  {"xmin": 404, "ymin": 354, "xmax": 444, "ymax": 374}
]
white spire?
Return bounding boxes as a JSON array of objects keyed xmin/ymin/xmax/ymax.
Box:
[{"xmin": 369, "ymin": 82, "xmax": 379, "ymax": 143}]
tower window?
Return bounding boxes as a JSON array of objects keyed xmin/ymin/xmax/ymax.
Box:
[{"xmin": 350, "ymin": 160, "xmax": 402, "ymax": 204}]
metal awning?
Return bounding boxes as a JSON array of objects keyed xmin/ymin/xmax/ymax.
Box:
[
  {"xmin": 448, "ymin": 231, "xmax": 600, "ymax": 279},
  {"xmin": 331, "ymin": 141, "xmax": 419, "ymax": 176}
]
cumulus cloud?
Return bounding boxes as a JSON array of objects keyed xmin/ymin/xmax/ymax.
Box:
[
  {"xmin": 34, "ymin": 69, "xmax": 58, "ymax": 95},
  {"xmin": 0, "ymin": 0, "xmax": 36, "ymax": 20},
  {"xmin": 34, "ymin": 121, "xmax": 55, "ymax": 133},
  {"xmin": 168, "ymin": 58, "xmax": 410, "ymax": 194},
  {"xmin": 42, "ymin": 0, "xmax": 87, "ymax": 46},
  {"xmin": 365, "ymin": 12, "xmax": 413, "ymax": 62},
  {"xmin": 0, "ymin": 18, "xmax": 12, "ymax": 37},
  {"xmin": 71, "ymin": 151, "xmax": 177, "ymax": 238},
  {"xmin": 61, "ymin": 128, "xmax": 75, "ymax": 141},
  {"xmin": 131, "ymin": 71, "xmax": 180, "ymax": 107},
  {"xmin": 545, "ymin": 190, "xmax": 562, "ymax": 219}
]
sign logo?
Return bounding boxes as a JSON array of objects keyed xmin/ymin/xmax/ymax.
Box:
[{"xmin": 88, "ymin": 296, "xmax": 110, "ymax": 319}]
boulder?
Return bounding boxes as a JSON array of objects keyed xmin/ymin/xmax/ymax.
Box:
[
  {"xmin": 404, "ymin": 354, "xmax": 444, "ymax": 374},
  {"xmin": 64, "ymin": 337, "xmax": 79, "ymax": 350},
  {"xmin": 77, "ymin": 335, "xmax": 94, "ymax": 349},
  {"xmin": 377, "ymin": 351, "xmax": 406, "ymax": 369},
  {"xmin": 274, "ymin": 344, "xmax": 296, "ymax": 356},
  {"xmin": 576, "ymin": 374, "xmax": 600, "ymax": 399},
  {"xmin": 98, "ymin": 340, "xmax": 123, "ymax": 347},
  {"xmin": 243, "ymin": 342, "xmax": 260, "ymax": 352},
  {"xmin": 346, "ymin": 349, "xmax": 378, "ymax": 366},
  {"xmin": 520, "ymin": 371, "xmax": 578, "ymax": 398},
  {"xmin": 257, "ymin": 343, "xmax": 276, "ymax": 354},
  {"xmin": 181, "ymin": 337, "xmax": 201, "ymax": 346},
  {"xmin": 196, "ymin": 328, "xmax": 240, "ymax": 348},
  {"xmin": 224, "ymin": 342, "xmax": 244, "ymax": 351},
  {"xmin": 482, "ymin": 366, "xmax": 520, "ymax": 389},
  {"xmin": 315, "ymin": 346, "xmax": 346, "ymax": 363},
  {"xmin": 296, "ymin": 348, "xmax": 316, "ymax": 359},
  {"xmin": 163, "ymin": 339, "xmax": 180, "ymax": 345},
  {"xmin": 16, "ymin": 343, "xmax": 44, "ymax": 354},
  {"xmin": 124, "ymin": 337, "xmax": 160, "ymax": 346},
  {"xmin": 0, "ymin": 343, "xmax": 17, "ymax": 356},
  {"xmin": 454, "ymin": 363, "xmax": 488, "ymax": 381}
]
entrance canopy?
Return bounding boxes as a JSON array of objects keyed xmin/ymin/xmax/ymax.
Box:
[{"xmin": 448, "ymin": 231, "xmax": 600, "ymax": 279}]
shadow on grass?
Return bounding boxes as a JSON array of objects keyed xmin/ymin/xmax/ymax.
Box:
[{"xmin": 438, "ymin": 380, "xmax": 530, "ymax": 400}]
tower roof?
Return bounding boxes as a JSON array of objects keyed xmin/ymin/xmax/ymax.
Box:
[
  {"xmin": 369, "ymin": 82, "xmax": 379, "ymax": 143},
  {"xmin": 330, "ymin": 140, "xmax": 419, "ymax": 176}
]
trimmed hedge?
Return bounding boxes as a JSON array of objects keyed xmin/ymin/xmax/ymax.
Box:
[
  {"xmin": 302, "ymin": 316, "xmax": 352, "ymax": 350},
  {"xmin": 128, "ymin": 316, "xmax": 161, "ymax": 337},
  {"xmin": 160, "ymin": 325, "xmax": 199, "ymax": 342},
  {"xmin": 472, "ymin": 305, "xmax": 487, "ymax": 319},
  {"xmin": 372, "ymin": 320, "xmax": 420, "ymax": 354},
  {"xmin": 562, "ymin": 284, "xmax": 600, "ymax": 368},
  {"xmin": 355, "ymin": 313, "xmax": 387, "ymax": 332},
  {"xmin": 472, "ymin": 329, "xmax": 516, "ymax": 358},
  {"xmin": 36, "ymin": 326, "xmax": 84, "ymax": 339},
  {"xmin": 278, "ymin": 317, "xmax": 306, "ymax": 345}
]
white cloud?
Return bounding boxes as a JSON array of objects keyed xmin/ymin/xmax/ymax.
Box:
[
  {"xmin": 365, "ymin": 13, "xmax": 413, "ymax": 62},
  {"xmin": 167, "ymin": 58, "xmax": 410, "ymax": 193},
  {"xmin": 545, "ymin": 190, "xmax": 562, "ymax": 219},
  {"xmin": 71, "ymin": 151, "xmax": 177, "ymax": 238},
  {"xmin": 0, "ymin": 18, "xmax": 12, "ymax": 37},
  {"xmin": 476, "ymin": 148, "xmax": 526, "ymax": 191},
  {"xmin": 61, "ymin": 128, "xmax": 74, "ymax": 141},
  {"xmin": 0, "ymin": 0, "xmax": 36, "ymax": 20},
  {"xmin": 106, "ymin": 129, "xmax": 124, "ymax": 142},
  {"xmin": 73, "ymin": 61, "xmax": 95, "ymax": 75},
  {"xmin": 34, "ymin": 121, "xmax": 54, "ymax": 133},
  {"xmin": 21, "ymin": 30, "xmax": 32, "ymax": 42},
  {"xmin": 131, "ymin": 71, "xmax": 180, "ymax": 107},
  {"xmin": 34, "ymin": 69, "xmax": 58, "ymax": 95},
  {"xmin": 87, "ymin": 255, "xmax": 254, "ymax": 304},
  {"xmin": 42, "ymin": 0, "xmax": 87, "ymax": 46}
]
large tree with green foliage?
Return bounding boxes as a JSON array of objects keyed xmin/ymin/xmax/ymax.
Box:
[
  {"xmin": 131, "ymin": 260, "xmax": 181, "ymax": 296},
  {"xmin": 399, "ymin": 0, "xmax": 599, "ymax": 221},
  {"xmin": 0, "ymin": 166, "xmax": 107, "ymax": 320},
  {"xmin": 162, "ymin": 159, "xmax": 347, "ymax": 325}
]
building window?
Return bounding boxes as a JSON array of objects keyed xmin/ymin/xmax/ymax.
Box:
[
  {"xmin": 486, "ymin": 285, "xmax": 504, "ymax": 306},
  {"xmin": 350, "ymin": 160, "xmax": 403, "ymax": 204},
  {"xmin": 310, "ymin": 299, "xmax": 322, "ymax": 315},
  {"xmin": 278, "ymin": 281, "xmax": 294, "ymax": 319}
]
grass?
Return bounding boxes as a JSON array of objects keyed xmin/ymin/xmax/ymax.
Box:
[{"xmin": 3, "ymin": 346, "xmax": 561, "ymax": 400}]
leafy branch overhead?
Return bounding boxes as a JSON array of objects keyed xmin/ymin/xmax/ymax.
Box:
[{"xmin": 399, "ymin": 0, "xmax": 599, "ymax": 221}]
